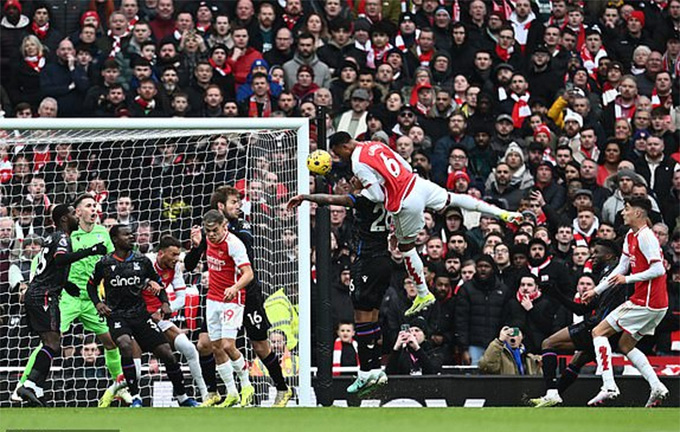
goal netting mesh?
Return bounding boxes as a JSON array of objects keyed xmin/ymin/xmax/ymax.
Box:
[{"xmin": 0, "ymin": 125, "xmax": 304, "ymax": 407}]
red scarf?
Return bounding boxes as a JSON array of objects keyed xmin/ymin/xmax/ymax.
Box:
[
  {"xmin": 31, "ymin": 21, "xmax": 49, "ymax": 40},
  {"xmin": 452, "ymin": 0, "xmax": 461, "ymax": 21},
  {"xmin": 493, "ymin": 0, "xmax": 513, "ymax": 20},
  {"xmin": 332, "ymin": 338, "xmax": 359, "ymax": 376},
  {"xmin": 580, "ymin": 45, "xmax": 607, "ymax": 77},
  {"xmin": 209, "ymin": 58, "xmax": 231, "ymax": 76},
  {"xmin": 517, "ymin": 287, "xmax": 542, "ymax": 303},
  {"xmin": 395, "ymin": 30, "xmax": 419, "ymax": 52},
  {"xmin": 282, "ymin": 13, "xmax": 301, "ymax": 30},
  {"xmin": 248, "ymin": 95, "xmax": 271, "ymax": 118},
  {"xmin": 528, "ymin": 256, "xmax": 552, "ymax": 277},
  {"xmin": 0, "ymin": 156, "xmax": 12, "ymax": 184},
  {"xmin": 134, "ymin": 95, "xmax": 155, "ymax": 111},
  {"xmin": 495, "ymin": 44, "xmax": 513, "ymax": 62},
  {"xmin": 511, "ymin": 92, "xmax": 531, "ymax": 128},
  {"xmin": 25, "ymin": 55, "xmax": 45, "ymax": 73},
  {"xmin": 366, "ymin": 43, "xmax": 393, "ymax": 69},
  {"xmin": 108, "ymin": 29, "xmax": 129, "ymax": 58},
  {"xmin": 416, "ymin": 45, "xmax": 433, "ymax": 66},
  {"xmin": 651, "ymin": 87, "xmax": 670, "ymax": 108},
  {"xmin": 568, "ymin": 24, "xmax": 586, "ymax": 50},
  {"xmin": 614, "ymin": 97, "xmax": 636, "ymax": 120},
  {"xmin": 127, "ymin": 15, "xmax": 139, "ymax": 32},
  {"xmin": 196, "ymin": 23, "xmax": 211, "ymax": 34}
]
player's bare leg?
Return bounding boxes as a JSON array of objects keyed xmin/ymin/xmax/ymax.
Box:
[
  {"xmin": 18, "ymin": 331, "xmax": 60, "ymax": 407},
  {"xmin": 588, "ymin": 321, "xmax": 620, "ymax": 405},
  {"xmin": 197, "ymin": 332, "xmax": 221, "ymax": 406},
  {"xmin": 152, "ymin": 343, "xmax": 199, "ymax": 407},
  {"xmin": 165, "ymin": 325, "xmax": 209, "ymax": 402},
  {"xmin": 617, "ymin": 332, "xmax": 669, "ymax": 407},
  {"xmin": 212, "ymin": 338, "xmax": 241, "ymax": 407},
  {"xmin": 252, "ymin": 339, "xmax": 292, "ymax": 407},
  {"xmin": 530, "ymin": 328, "xmax": 575, "ymax": 407},
  {"xmin": 348, "ymin": 309, "xmax": 387, "ymax": 396}
]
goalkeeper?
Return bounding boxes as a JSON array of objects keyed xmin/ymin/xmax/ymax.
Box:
[{"xmin": 15, "ymin": 195, "xmax": 129, "ymax": 406}]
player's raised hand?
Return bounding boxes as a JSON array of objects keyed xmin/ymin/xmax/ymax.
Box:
[
  {"xmin": 190, "ymin": 225, "xmax": 202, "ymax": 247},
  {"xmin": 287, "ymin": 194, "xmax": 306, "ymax": 209},
  {"xmin": 95, "ymin": 302, "xmax": 112, "ymax": 317},
  {"xmin": 160, "ymin": 303, "xmax": 172, "ymax": 320},
  {"xmin": 223, "ymin": 285, "xmax": 239, "ymax": 302},
  {"xmin": 89, "ymin": 242, "xmax": 108, "ymax": 256},
  {"xmin": 581, "ymin": 288, "xmax": 596, "ymax": 304},
  {"xmin": 608, "ymin": 274, "xmax": 627, "ymax": 286},
  {"xmin": 145, "ymin": 280, "xmax": 162, "ymax": 295}
]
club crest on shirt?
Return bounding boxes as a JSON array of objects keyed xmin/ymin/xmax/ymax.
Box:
[{"xmin": 133, "ymin": 262, "xmax": 141, "ymax": 271}]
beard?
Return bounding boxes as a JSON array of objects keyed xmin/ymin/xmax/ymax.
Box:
[{"xmin": 528, "ymin": 255, "xmax": 546, "ymax": 267}]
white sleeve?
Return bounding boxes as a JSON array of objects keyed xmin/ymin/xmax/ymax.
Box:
[
  {"xmin": 352, "ymin": 153, "xmax": 386, "ymax": 203},
  {"xmin": 625, "ymin": 261, "xmax": 666, "ymax": 284},
  {"xmin": 594, "ymin": 254, "xmax": 630, "ymax": 294},
  {"xmin": 392, "ymin": 150, "xmax": 413, "ymax": 173},
  {"xmin": 8, "ymin": 264, "xmax": 23, "ymax": 289},
  {"xmin": 169, "ymin": 262, "xmax": 187, "ymax": 312},
  {"xmin": 637, "ymin": 228, "xmax": 663, "ymax": 264},
  {"xmin": 229, "ymin": 236, "xmax": 251, "ymax": 269}
]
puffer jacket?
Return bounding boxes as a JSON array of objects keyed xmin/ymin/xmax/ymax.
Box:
[
  {"xmin": 478, "ymin": 338, "xmax": 542, "ymax": 375},
  {"xmin": 454, "ymin": 275, "xmax": 511, "ymax": 349}
]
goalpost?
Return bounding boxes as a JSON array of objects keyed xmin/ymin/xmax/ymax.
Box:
[{"xmin": 0, "ymin": 118, "xmax": 312, "ymax": 407}]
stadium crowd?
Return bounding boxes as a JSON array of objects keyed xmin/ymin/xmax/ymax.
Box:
[{"xmin": 0, "ymin": 0, "xmax": 680, "ymax": 380}]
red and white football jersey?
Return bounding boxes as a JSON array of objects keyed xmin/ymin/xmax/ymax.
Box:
[
  {"xmin": 623, "ymin": 226, "xmax": 668, "ymax": 310},
  {"xmin": 142, "ymin": 261, "xmax": 185, "ymax": 314},
  {"xmin": 352, "ymin": 141, "xmax": 416, "ymax": 212},
  {"xmin": 206, "ymin": 231, "xmax": 250, "ymax": 304}
]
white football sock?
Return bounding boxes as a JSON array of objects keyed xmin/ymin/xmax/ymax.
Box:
[
  {"xmin": 402, "ymin": 248, "xmax": 429, "ymax": 297},
  {"xmin": 133, "ymin": 358, "xmax": 142, "ymax": 381},
  {"xmin": 593, "ymin": 336, "xmax": 617, "ymax": 390},
  {"xmin": 448, "ymin": 193, "xmax": 506, "ymax": 217},
  {"xmin": 174, "ymin": 333, "xmax": 208, "ymax": 397},
  {"xmin": 216, "ymin": 362, "xmax": 237, "ymax": 394},
  {"xmin": 231, "ymin": 354, "xmax": 251, "ymax": 387},
  {"xmin": 626, "ymin": 348, "xmax": 662, "ymax": 388}
]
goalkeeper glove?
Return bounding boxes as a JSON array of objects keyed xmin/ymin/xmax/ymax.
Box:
[{"xmin": 88, "ymin": 243, "xmax": 108, "ymax": 256}]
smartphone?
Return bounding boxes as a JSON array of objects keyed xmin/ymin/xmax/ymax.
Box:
[{"xmin": 400, "ymin": 324, "xmax": 411, "ymax": 332}]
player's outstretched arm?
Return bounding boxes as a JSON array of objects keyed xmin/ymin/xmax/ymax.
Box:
[
  {"xmin": 287, "ymin": 193, "xmax": 355, "ymax": 209},
  {"xmin": 54, "ymin": 242, "xmax": 107, "ymax": 268}
]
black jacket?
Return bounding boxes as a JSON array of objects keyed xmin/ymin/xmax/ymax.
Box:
[
  {"xmin": 634, "ymin": 156, "xmax": 677, "ymax": 201},
  {"xmin": 507, "ymin": 294, "xmax": 560, "ymax": 354},
  {"xmin": 386, "ymin": 341, "xmax": 441, "ymax": 375},
  {"xmin": 454, "ymin": 275, "xmax": 511, "ymax": 349}
]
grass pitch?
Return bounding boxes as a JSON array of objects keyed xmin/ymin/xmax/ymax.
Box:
[{"xmin": 1, "ymin": 408, "xmax": 678, "ymax": 432}]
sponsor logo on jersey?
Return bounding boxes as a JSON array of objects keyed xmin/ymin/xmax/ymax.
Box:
[
  {"xmin": 111, "ymin": 274, "xmax": 142, "ymax": 287},
  {"xmin": 114, "ymin": 322, "xmax": 121, "ymax": 329},
  {"xmin": 133, "ymin": 263, "xmax": 141, "ymax": 271}
]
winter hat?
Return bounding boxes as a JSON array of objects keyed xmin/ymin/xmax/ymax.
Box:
[
  {"xmin": 563, "ymin": 109, "xmax": 583, "ymax": 128},
  {"xmin": 534, "ymin": 124, "xmax": 552, "ymax": 140},
  {"xmin": 628, "ymin": 10, "xmax": 645, "ymax": 27},
  {"xmin": 453, "ymin": 170, "xmax": 470, "ymax": 184},
  {"xmin": 80, "ymin": 10, "xmax": 100, "ymax": 27},
  {"xmin": 297, "ymin": 64, "xmax": 315, "ymax": 78},
  {"xmin": 4, "ymin": 0, "xmax": 21, "ymax": 13}
]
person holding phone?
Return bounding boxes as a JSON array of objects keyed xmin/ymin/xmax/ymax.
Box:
[
  {"xmin": 478, "ymin": 326, "xmax": 542, "ymax": 375},
  {"xmin": 385, "ymin": 317, "xmax": 441, "ymax": 375}
]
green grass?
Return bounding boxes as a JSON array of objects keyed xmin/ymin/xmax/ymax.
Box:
[{"xmin": 1, "ymin": 408, "xmax": 679, "ymax": 432}]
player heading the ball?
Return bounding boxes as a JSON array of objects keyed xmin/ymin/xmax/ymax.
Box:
[{"xmin": 325, "ymin": 132, "xmax": 522, "ymax": 316}]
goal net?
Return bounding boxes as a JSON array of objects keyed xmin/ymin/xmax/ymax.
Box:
[{"xmin": 0, "ymin": 118, "xmax": 311, "ymax": 407}]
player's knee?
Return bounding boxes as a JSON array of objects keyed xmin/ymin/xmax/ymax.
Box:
[
  {"xmin": 155, "ymin": 344, "xmax": 176, "ymax": 364},
  {"xmin": 541, "ymin": 337, "xmax": 553, "ymax": 350},
  {"xmin": 221, "ymin": 338, "xmax": 235, "ymax": 352},
  {"xmin": 197, "ymin": 337, "xmax": 212, "ymax": 356},
  {"xmin": 98, "ymin": 333, "xmax": 117, "ymax": 350},
  {"xmin": 251, "ymin": 340, "xmax": 269, "ymax": 358},
  {"xmin": 116, "ymin": 338, "xmax": 133, "ymax": 355}
]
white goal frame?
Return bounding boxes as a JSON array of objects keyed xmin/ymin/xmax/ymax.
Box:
[{"xmin": 0, "ymin": 117, "xmax": 313, "ymax": 407}]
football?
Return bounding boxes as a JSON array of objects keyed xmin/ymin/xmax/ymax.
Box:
[{"xmin": 306, "ymin": 150, "xmax": 332, "ymax": 175}]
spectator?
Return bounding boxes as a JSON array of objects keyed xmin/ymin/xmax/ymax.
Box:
[
  {"xmin": 335, "ymin": 88, "xmax": 370, "ymax": 139},
  {"xmin": 478, "ymin": 326, "xmax": 542, "ymax": 375},
  {"xmin": 227, "ymin": 25, "xmax": 263, "ymax": 89},
  {"xmin": 507, "ymin": 274, "xmax": 560, "ymax": 354},
  {"xmin": 40, "ymin": 38, "xmax": 90, "ymax": 117},
  {"xmin": 386, "ymin": 316, "xmax": 441, "ymax": 375},
  {"xmin": 283, "ymin": 32, "xmax": 331, "ymax": 90},
  {"xmin": 634, "ymin": 135, "xmax": 678, "ymax": 199},
  {"xmin": 149, "ymin": 0, "xmax": 174, "ymax": 40},
  {"xmin": 9, "ymin": 35, "xmax": 45, "ymax": 111},
  {"xmin": 455, "ymin": 255, "xmax": 511, "ymax": 365},
  {"xmin": 332, "ymin": 322, "xmax": 358, "ymax": 375}
]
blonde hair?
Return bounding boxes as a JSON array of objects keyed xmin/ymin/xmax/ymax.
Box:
[{"xmin": 21, "ymin": 35, "xmax": 44, "ymax": 57}]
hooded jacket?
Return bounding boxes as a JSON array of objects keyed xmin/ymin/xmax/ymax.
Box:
[{"xmin": 283, "ymin": 52, "xmax": 332, "ymax": 90}]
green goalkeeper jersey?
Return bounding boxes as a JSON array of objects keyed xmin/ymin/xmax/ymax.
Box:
[{"xmin": 67, "ymin": 224, "xmax": 114, "ymax": 299}]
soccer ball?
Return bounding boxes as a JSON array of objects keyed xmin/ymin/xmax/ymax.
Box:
[{"xmin": 307, "ymin": 150, "xmax": 332, "ymax": 175}]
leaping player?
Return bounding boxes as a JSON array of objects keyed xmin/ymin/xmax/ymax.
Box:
[
  {"xmin": 328, "ymin": 132, "xmax": 522, "ymax": 317},
  {"xmin": 582, "ymin": 198, "xmax": 669, "ymax": 407}
]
